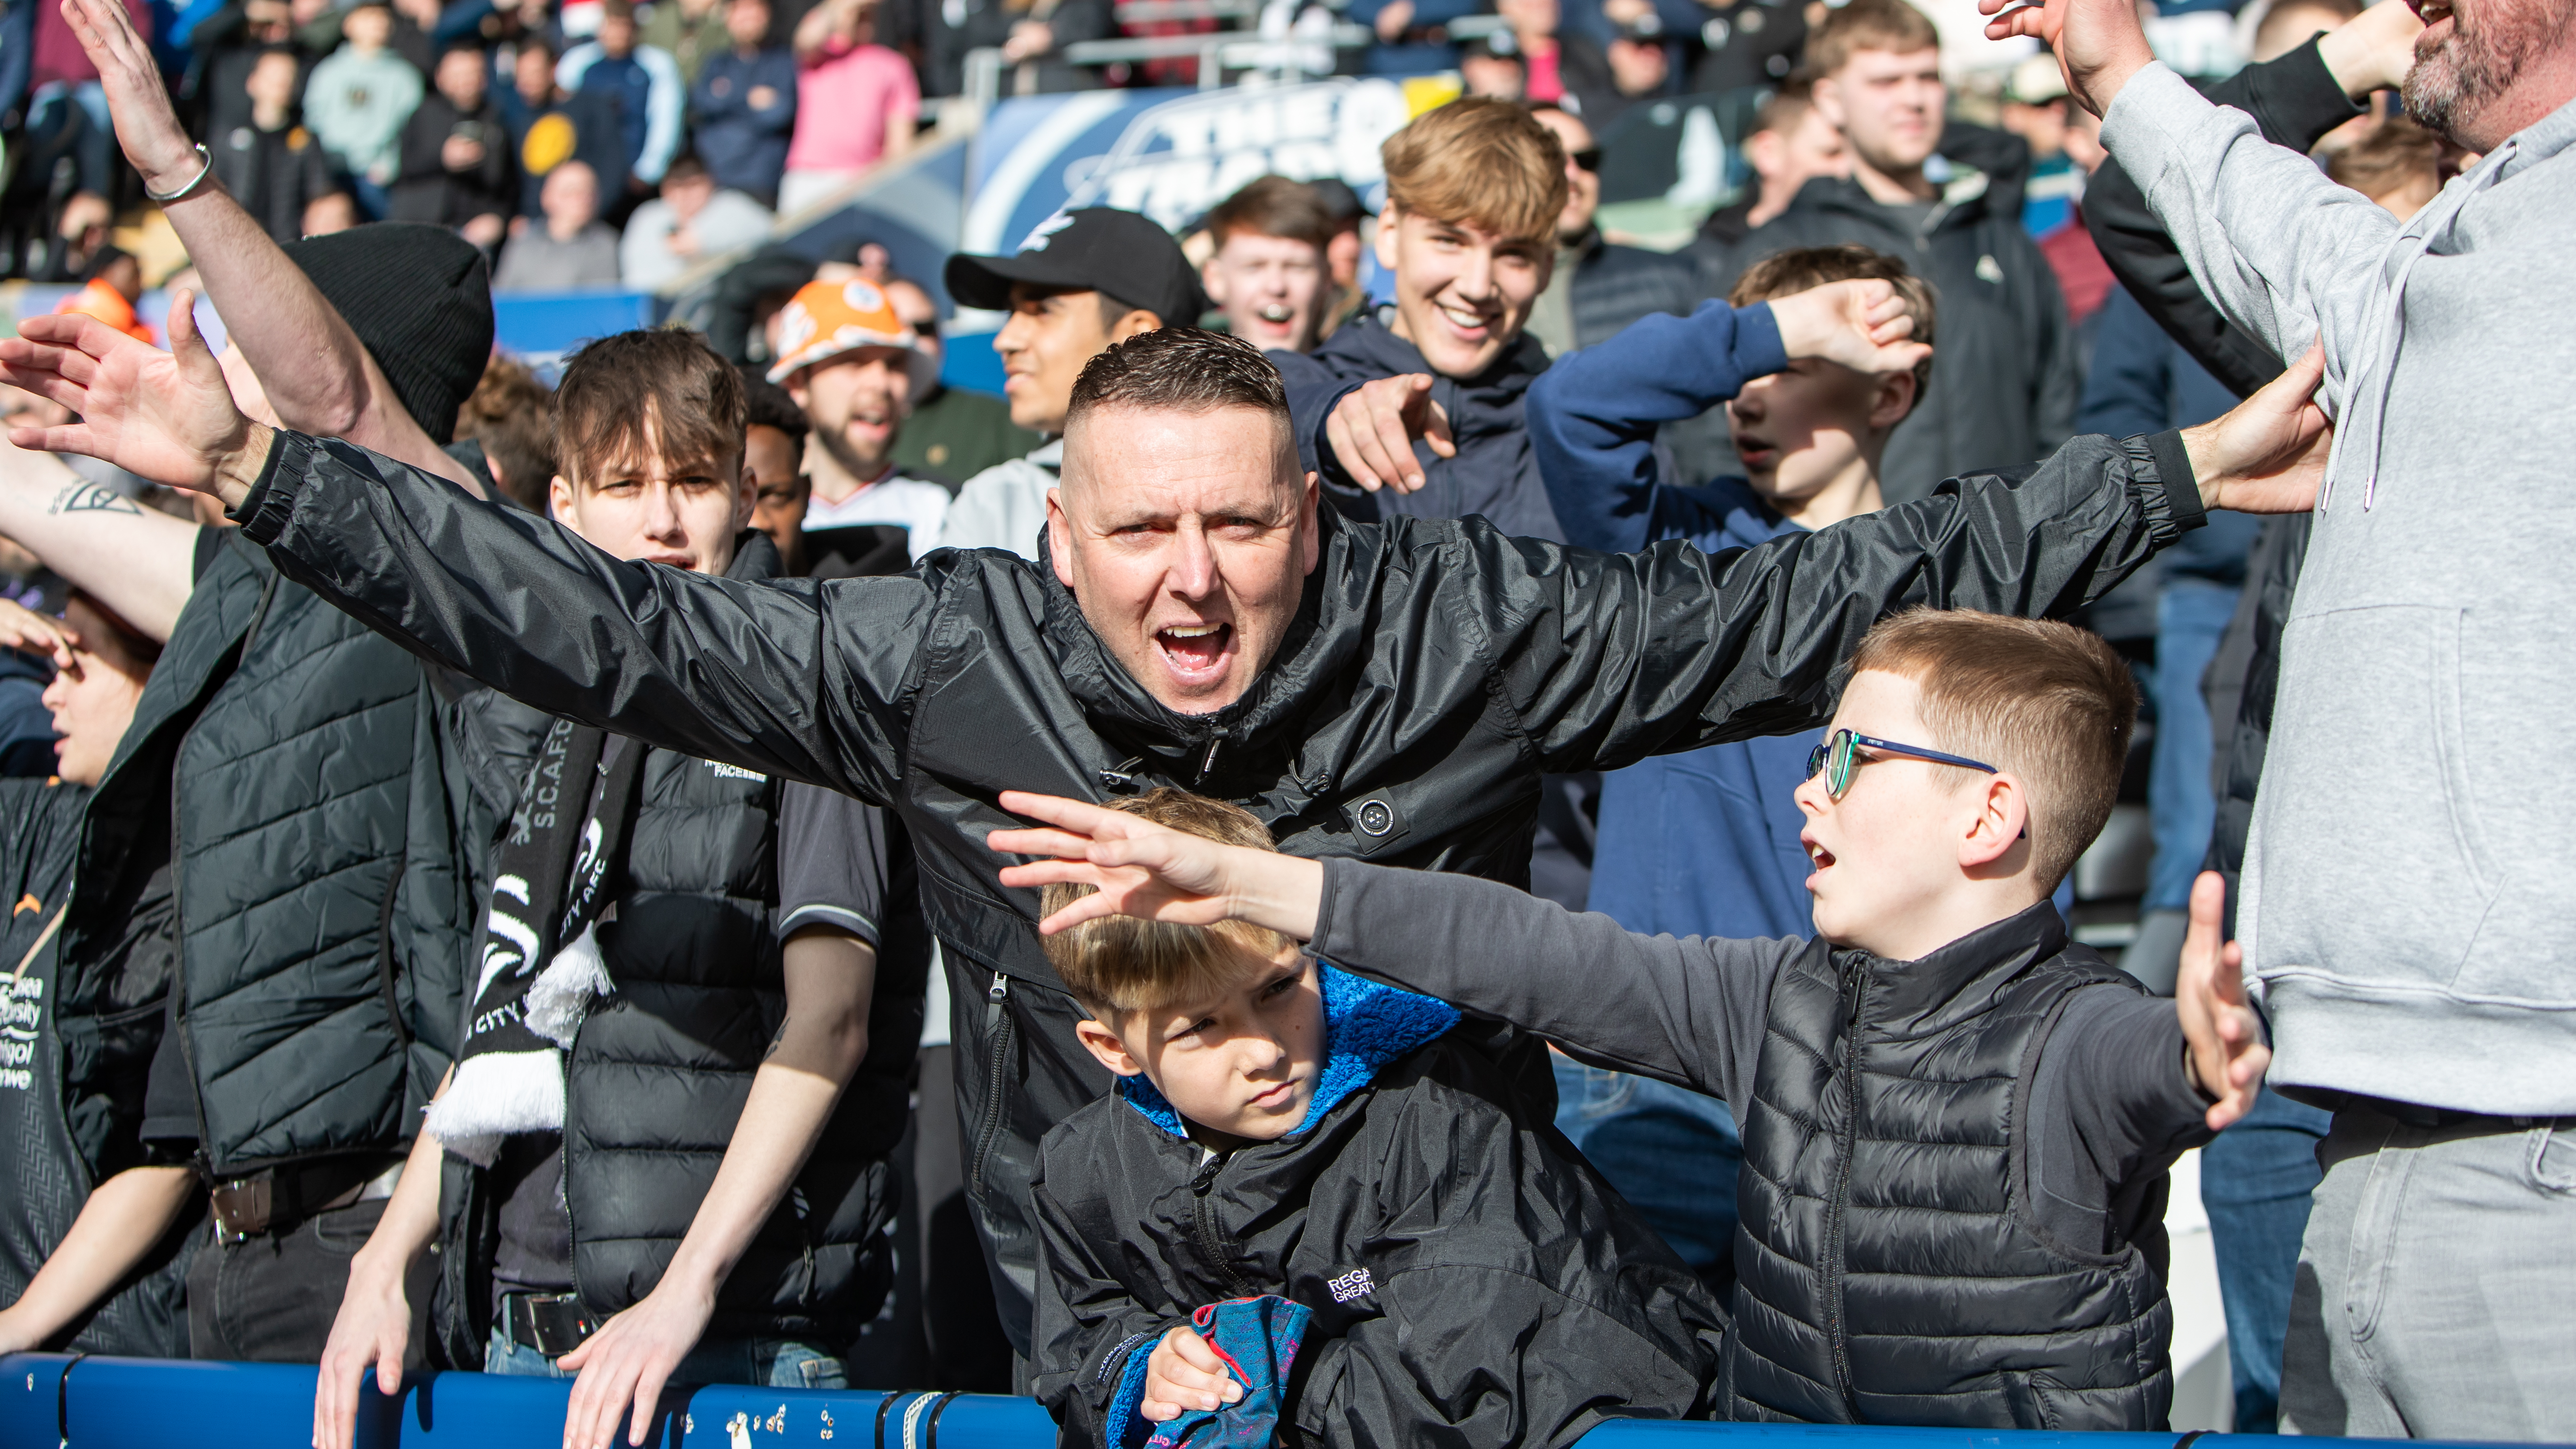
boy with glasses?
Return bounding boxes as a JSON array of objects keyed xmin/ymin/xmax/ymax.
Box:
[{"xmin": 988, "ymin": 605, "xmax": 2277, "ymax": 1430}]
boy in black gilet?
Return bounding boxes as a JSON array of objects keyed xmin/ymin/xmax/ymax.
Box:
[{"xmin": 991, "ymin": 609, "xmax": 2274, "ymax": 1432}]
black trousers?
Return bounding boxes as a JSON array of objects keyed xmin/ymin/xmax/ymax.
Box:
[{"xmin": 187, "ymin": 1196, "xmax": 433, "ymax": 1364}]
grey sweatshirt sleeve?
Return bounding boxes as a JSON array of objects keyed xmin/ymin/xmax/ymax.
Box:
[
  {"xmin": 2024, "ymin": 986, "xmax": 2217, "ymax": 1254},
  {"xmin": 2098, "ymin": 61, "xmax": 2397, "ymax": 413},
  {"xmin": 1309, "ymin": 857, "xmax": 1796, "ymax": 1107}
]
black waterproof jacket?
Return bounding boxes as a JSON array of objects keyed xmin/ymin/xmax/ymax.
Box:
[
  {"xmin": 1712, "ymin": 170, "xmax": 2078, "ymax": 505},
  {"xmin": 0, "ymin": 780, "xmax": 198, "ymax": 1356},
  {"xmin": 61, "ymin": 533, "xmax": 468, "ymax": 1181},
  {"xmin": 231, "ymin": 425, "xmax": 2202, "ymax": 1351},
  {"xmin": 1031, "ymin": 970, "xmax": 1726, "ymax": 1448},
  {"xmin": 1272, "ymin": 306, "xmax": 1566, "ymax": 542}
]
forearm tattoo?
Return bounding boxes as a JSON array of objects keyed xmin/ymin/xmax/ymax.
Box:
[{"xmin": 48, "ymin": 483, "xmax": 141, "ymax": 516}]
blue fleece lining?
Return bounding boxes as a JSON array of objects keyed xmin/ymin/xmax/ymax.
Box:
[
  {"xmin": 1117, "ymin": 962, "xmax": 1461, "ymax": 1140},
  {"xmin": 1107, "ymin": 1333, "xmax": 1161, "ymax": 1449}
]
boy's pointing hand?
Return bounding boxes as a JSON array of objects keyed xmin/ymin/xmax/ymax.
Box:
[
  {"xmin": 1142, "ymin": 1323, "xmax": 1242, "ymax": 1420},
  {"xmin": 2176, "ymin": 870, "xmax": 2270, "ymax": 1132}
]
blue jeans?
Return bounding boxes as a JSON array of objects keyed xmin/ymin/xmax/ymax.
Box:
[
  {"xmin": 2146, "ymin": 578, "xmax": 2241, "ymax": 912},
  {"xmin": 486, "ymin": 1324, "xmax": 848, "ymax": 1389},
  {"xmin": 2200, "ymin": 1086, "xmax": 2333, "ymax": 1432},
  {"xmin": 1551, "ymin": 1057, "xmax": 1741, "ymax": 1284}
]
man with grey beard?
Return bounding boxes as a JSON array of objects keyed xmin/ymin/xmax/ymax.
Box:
[{"xmin": 1987, "ymin": 0, "xmax": 2576, "ymax": 1438}]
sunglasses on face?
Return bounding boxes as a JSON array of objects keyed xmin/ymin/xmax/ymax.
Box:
[
  {"xmin": 1804, "ymin": 728, "xmax": 1999, "ymax": 802},
  {"xmin": 1569, "ymin": 148, "xmax": 1602, "ymax": 173}
]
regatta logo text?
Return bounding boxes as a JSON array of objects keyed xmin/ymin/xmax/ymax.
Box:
[{"xmin": 1328, "ymin": 1267, "xmax": 1373, "ymax": 1303}]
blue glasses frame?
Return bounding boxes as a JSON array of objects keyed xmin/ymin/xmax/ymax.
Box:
[{"xmin": 1804, "ymin": 729, "xmax": 2000, "ymax": 801}]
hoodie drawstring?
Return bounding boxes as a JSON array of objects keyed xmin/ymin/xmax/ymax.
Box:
[{"xmin": 2321, "ymin": 140, "xmax": 2517, "ymax": 513}]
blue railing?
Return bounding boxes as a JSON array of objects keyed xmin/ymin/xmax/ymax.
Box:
[{"xmin": 0, "ymin": 1354, "xmax": 2510, "ymax": 1449}]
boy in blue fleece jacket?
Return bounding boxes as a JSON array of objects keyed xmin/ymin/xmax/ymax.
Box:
[
  {"xmin": 1525, "ymin": 244, "xmax": 1933, "ymax": 1286},
  {"xmin": 1015, "ymin": 789, "xmax": 1725, "ymax": 1449}
]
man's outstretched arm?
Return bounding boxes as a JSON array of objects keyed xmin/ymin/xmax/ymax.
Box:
[
  {"xmin": 58, "ymin": 0, "xmax": 481, "ymax": 493},
  {"xmin": 0, "ymin": 438, "xmax": 200, "ymax": 641}
]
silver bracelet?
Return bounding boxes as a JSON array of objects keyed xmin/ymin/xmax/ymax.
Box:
[{"xmin": 145, "ymin": 143, "xmax": 215, "ymax": 205}]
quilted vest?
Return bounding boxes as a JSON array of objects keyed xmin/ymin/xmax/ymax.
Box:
[{"xmin": 1725, "ymin": 907, "xmax": 2173, "ymax": 1429}]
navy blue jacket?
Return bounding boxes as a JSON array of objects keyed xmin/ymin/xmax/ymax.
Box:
[
  {"xmin": 689, "ymin": 47, "xmax": 795, "ymax": 201},
  {"xmin": 1272, "ymin": 306, "xmax": 1564, "ymax": 543},
  {"xmin": 1529, "ymin": 300, "xmax": 1818, "ymax": 940}
]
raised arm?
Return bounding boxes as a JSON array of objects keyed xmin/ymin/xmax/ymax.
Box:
[
  {"xmin": 58, "ymin": 0, "xmax": 482, "ymax": 493},
  {"xmin": 0, "ymin": 437, "xmax": 201, "ymax": 641}
]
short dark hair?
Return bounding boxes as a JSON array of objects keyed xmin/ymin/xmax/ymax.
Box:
[
  {"xmin": 1064, "ymin": 328, "xmax": 1288, "ymax": 441},
  {"xmin": 1730, "ymin": 243, "xmax": 1936, "ymax": 410},
  {"xmin": 1751, "ymin": 75, "xmax": 1817, "ymax": 138},
  {"xmin": 457, "ymin": 354, "xmax": 559, "ymax": 510},
  {"xmin": 1201, "ymin": 175, "xmax": 1335, "ymax": 255},
  {"xmin": 1846, "ymin": 609, "xmax": 2138, "ymax": 893},
  {"xmin": 741, "ymin": 369, "xmax": 810, "ymax": 444},
  {"xmin": 663, "ymin": 151, "xmax": 708, "ymax": 185},
  {"xmin": 554, "ymin": 326, "xmax": 747, "ymax": 484}
]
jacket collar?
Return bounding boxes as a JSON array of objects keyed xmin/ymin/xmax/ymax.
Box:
[
  {"xmin": 1118, "ymin": 963, "xmax": 1461, "ymax": 1140},
  {"xmin": 1833, "ymin": 898, "xmax": 2068, "ymax": 1030},
  {"xmin": 1314, "ymin": 306, "xmax": 1551, "ymax": 405}
]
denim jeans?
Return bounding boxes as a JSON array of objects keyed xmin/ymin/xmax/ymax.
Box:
[
  {"xmin": 486, "ymin": 1323, "xmax": 848, "ymax": 1389},
  {"xmin": 1551, "ymin": 1056, "xmax": 1741, "ymax": 1290},
  {"xmin": 2146, "ymin": 578, "xmax": 2241, "ymax": 912},
  {"xmin": 2200, "ymin": 1085, "xmax": 2332, "ymax": 1432}
]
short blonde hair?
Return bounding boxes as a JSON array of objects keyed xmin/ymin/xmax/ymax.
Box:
[
  {"xmin": 1845, "ymin": 609, "xmax": 2137, "ymax": 892},
  {"xmin": 1040, "ymin": 789, "xmax": 1296, "ymax": 1017},
  {"xmin": 1807, "ymin": 0, "xmax": 1940, "ymax": 78},
  {"xmin": 1379, "ymin": 96, "xmax": 1568, "ymax": 247}
]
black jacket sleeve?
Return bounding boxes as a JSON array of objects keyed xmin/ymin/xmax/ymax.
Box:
[
  {"xmin": 1461, "ymin": 432, "xmax": 2203, "ymax": 771},
  {"xmin": 2083, "ymin": 37, "xmax": 2364, "ymax": 397},
  {"xmin": 1030, "ymin": 1171, "xmax": 1187, "ymax": 1447},
  {"xmin": 1310, "ymin": 858, "xmax": 1795, "ymax": 1106},
  {"xmin": 235, "ymin": 432, "xmax": 930, "ymax": 805}
]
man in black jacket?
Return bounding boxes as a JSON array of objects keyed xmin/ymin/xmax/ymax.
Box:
[
  {"xmin": 390, "ymin": 42, "xmax": 516, "ymax": 252},
  {"xmin": 3, "ymin": 279, "xmax": 2329, "ymax": 1377},
  {"xmin": 1714, "ymin": 0, "xmax": 2075, "ymax": 505}
]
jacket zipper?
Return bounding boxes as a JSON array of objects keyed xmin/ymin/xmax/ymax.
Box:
[
  {"xmin": 1189, "ymin": 1157, "xmax": 1261, "ymax": 1301},
  {"xmin": 967, "ymin": 971, "xmax": 1013, "ymax": 1197},
  {"xmin": 1194, "ymin": 729, "xmax": 1228, "ymax": 785},
  {"xmin": 1820, "ymin": 961, "xmax": 1866, "ymax": 1418}
]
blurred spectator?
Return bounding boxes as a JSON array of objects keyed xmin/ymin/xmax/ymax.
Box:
[
  {"xmin": 498, "ymin": 34, "xmax": 629, "ymax": 215},
  {"xmin": 974, "ymin": 0, "xmax": 1110, "ymax": 94},
  {"xmin": 559, "ymin": 0, "xmax": 682, "ymax": 190},
  {"xmin": 22, "ymin": 0, "xmax": 150, "ymax": 255},
  {"xmin": 880, "ymin": 277, "xmax": 1040, "ymax": 486},
  {"xmin": 303, "ymin": 0, "xmax": 424, "ymax": 215},
  {"xmin": 301, "ymin": 189, "xmax": 361, "ymax": 232},
  {"xmin": 1498, "ymin": 0, "xmax": 1571, "ymax": 104},
  {"xmin": 2323, "ymin": 113, "xmax": 2440, "ymax": 217},
  {"xmin": 211, "ymin": 45, "xmax": 352, "ymax": 244},
  {"xmin": 1713, "ymin": 0, "xmax": 2073, "ymax": 505},
  {"xmin": 1346, "ymin": 0, "xmax": 1477, "ymax": 75},
  {"xmin": 492, "ymin": 158, "xmax": 621, "ymax": 288},
  {"xmin": 186, "ymin": 0, "xmax": 308, "ymax": 143},
  {"xmin": 1525, "ymin": 104, "xmax": 1696, "ymax": 357},
  {"xmin": 767, "ymin": 278, "xmax": 950, "ymax": 558},
  {"xmin": 453, "ymin": 353, "xmax": 559, "ymax": 509},
  {"xmin": 1687, "ymin": 0, "xmax": 1806, "ymax": 94},
  {"xmin": 1693, "ymin": 78, "xmax": 1849, "ymax": 257},
  {"xmin": 1198, "ymin": 175, "xmax": 1334, "ymax": 355},
  {"xmin": 1310, "ymin": 177, "xmax": 1367, "ymax": 339},
  {"xmin": 619, "ymin": 151, "xmax": 772, "ymax": 288},
  {"xmin": 2002, "ymin": 56, "xmax": 2114, "ymax": 332},
  {"xmin": 1458, "ymin": 36, "xmax": 1525, "ymax": 100},
  {"xmin": 781, "ymin": 0, "xmax": 916, "ymax": 215},
  {"xmin": 689, "ymin": 0, "xmax": 796, "ymax": 206},
  {"xmin": 1568, "ymin": 19, "xmax": 1670, "ymax": 132},
  {"xmin": 50, "ymin": 246, "xmax": 155, "ymax": 345},
  {"xmin": 740, "ymin": 370, "xmax": 814, "ymax": 573},
  {"xmin": 386, "ymin": 0, "xmax": 445, "ymax": 70},
  {"xmin": 640, "ymin": 0, "xmax": 727, "ymax": 81},
  {"xmin": 390, "ymin": 42, "xmax": 516, "ymax": 249}
]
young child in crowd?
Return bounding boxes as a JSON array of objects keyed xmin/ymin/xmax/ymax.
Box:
[
  {"xmin": 991, "ymin": 610, "xmax": 2273, "ymax": 1431},
  {"xmin": 1015, "ymin": 789, "xmax": 1726, "ymax": 1449}
]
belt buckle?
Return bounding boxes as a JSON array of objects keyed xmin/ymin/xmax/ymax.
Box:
[
  {"xmin": 209, "ymin": 1177, "xmax": 273, "ymax": 1243},
  {"xmin": 512, "ymin": 1293, "xmax": 597, "ymax": 1358}
]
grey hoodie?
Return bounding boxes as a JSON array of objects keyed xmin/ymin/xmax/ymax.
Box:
[{"xmin": 2103, "ymin": 64, "xmax": 2576, "ymax": 1115}]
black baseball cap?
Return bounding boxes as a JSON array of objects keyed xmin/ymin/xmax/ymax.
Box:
[{"xmin": 944, "ymin": 207, "xmax": 1208, "ymax": 329}]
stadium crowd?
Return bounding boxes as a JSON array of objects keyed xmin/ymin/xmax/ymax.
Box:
[{"xmin": 0, "ymin": 0, "xmax": 2570, "ymax": 1441}]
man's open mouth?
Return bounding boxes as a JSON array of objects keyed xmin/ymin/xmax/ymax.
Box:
[
  {"xmin": 1258, "ymin": 303, "xmax": 1295, "ymax": 324},
  {"xmin": 1156, "ymin": 621, "xmax": 1234, "ymax": 677},
  {"xmin": 1435, "ymin": 299, "xmax": 1494, "ymax": 339}
]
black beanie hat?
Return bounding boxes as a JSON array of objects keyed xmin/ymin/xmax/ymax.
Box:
[{"xmin": 280, "ymin": 223, "xmax": 494, "ymax": 445}]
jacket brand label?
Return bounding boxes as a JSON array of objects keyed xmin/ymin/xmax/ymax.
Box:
[
  {"xmin": 1328, "ymin": 1267, "xmax": 1374, "ymax": 1303},
  {"xmin": 707, "ymin": 762, "xmax": 768, "ymax": 783}
]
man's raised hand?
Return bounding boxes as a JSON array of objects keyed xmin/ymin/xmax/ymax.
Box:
[
  {"xmin": 2, "ymin": 289, "xmax": 271, "ymax": 507},
  {"xmin": 987, "ymin": 790, "xmax": 1325, "ymax": 941},
  {"xmin": 2176, "ymin": 871, "xmax": 2269, "ymax": 1132},
  {"xmin": 1321, "ymin": 373, "xmax": 1453, "ymax": 494},
  {"xmin": 1767, "ymin": 278, "xmax": 1934, "ymax": 378},
  {"xmin": 1976, "ymin": 0, "xmax": 2158, "ymax": 118},
  {"xmin": 61, "ymin": 0, "xmax": 206, "ymax": 196},
  {"xmin": 2180, "ymin": 342, "xmax": 2332, "ymax": 515}
]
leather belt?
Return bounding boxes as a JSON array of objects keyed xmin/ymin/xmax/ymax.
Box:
[
  {"xmin": 2337, "ymin": 1093, "xmax": 2570, "ymax": 1134},
  {"xmin": 502, "ymin": 1292, "xmax": 597, "ymax": 1358},
  {"xmin": 209, "ymin": 1159, "xmax": 401, "ymax": 1242}
]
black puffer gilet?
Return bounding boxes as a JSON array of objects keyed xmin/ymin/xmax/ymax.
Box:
[{"xmin": 1725, "ymin": 912, "xmax": 2173, "ymax": 1429}]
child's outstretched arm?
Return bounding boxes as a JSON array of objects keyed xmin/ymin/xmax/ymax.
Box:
[
  {"xmin": 1528, "ymin": 282, "xmax": 1932, "ymax": 554},
  {"xmin": 991, "ymin": 791, "xmax": 1796, "ymax": 1106},
  {"xmin": 2177, "ymin": 870, "xmax": 2270, "ymax": 1130}
]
